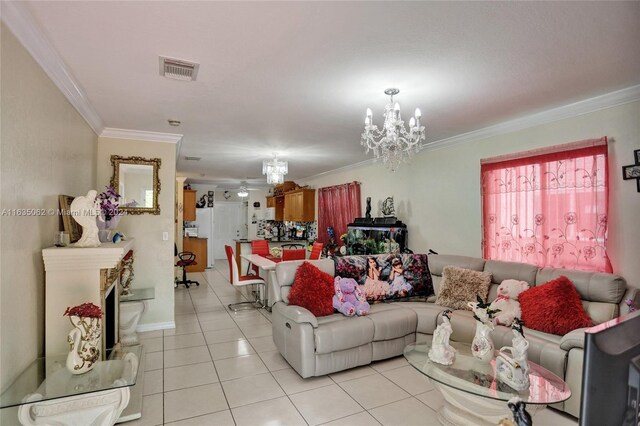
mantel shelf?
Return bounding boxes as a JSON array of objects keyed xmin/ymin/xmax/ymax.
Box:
[{"xmin": 42, "ymin": 239, "xmax": 135, "ymax": 271}]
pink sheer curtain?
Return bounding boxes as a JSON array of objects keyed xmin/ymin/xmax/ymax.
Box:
[
  {"xmin": 317, "ymin": 182, "xmax": 361, "ymax": 245},
  {"xmin": 481, "ymin": 137, "xmax": 612, "ymax": 273}
]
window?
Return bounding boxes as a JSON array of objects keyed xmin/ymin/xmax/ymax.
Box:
[{"xmin": 481, "ymin": 137, "xmax": 611, "ymax": 272}]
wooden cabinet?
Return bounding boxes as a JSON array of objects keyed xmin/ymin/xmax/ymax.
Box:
[
  {"xmin": 266, "ymin": 196, "xmax": 285, "ymax": 221},
  {"xmin": 183, "ymin": 189, "xmax": 197, "ymax": 221},
  {"xmin": 283, "ymin": 188, "xmax": 315, "ymax": 222},
  {"xmin": 183, "ymin": 237, "xmax": 207, "ymax": 272}
]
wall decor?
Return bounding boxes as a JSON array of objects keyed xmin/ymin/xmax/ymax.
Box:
[
  {"xmin": 110, "ymin": 155, "xmax": 161, "ymax": 215},
  {"xmin": 622, "ymin": 149, "xmax": 640, "ymax": 193},
  {"xmin": 207, "ymin": 190, "xmax": 214, "ymax": 207},
  {"xmin": 59, "ymin": 195, "xmax": 82, "ymax": 243}
]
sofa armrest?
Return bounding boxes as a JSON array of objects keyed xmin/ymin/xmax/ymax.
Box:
[
  {"xmin": 273, "ymin": 302, "xmax": 318, "ymax": 328},
  {"xmin": 560, "ymin": 328, "xmax": 588, "ymax": 351}
]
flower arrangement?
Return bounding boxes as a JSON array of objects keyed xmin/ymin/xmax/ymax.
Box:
[
  {"xmin": 97, "ymin": 186, "xmax": 121, "ymax": 221},
  {"xmin": 64, "ymin": 302, "xmax": 103, "ymax": 318}
]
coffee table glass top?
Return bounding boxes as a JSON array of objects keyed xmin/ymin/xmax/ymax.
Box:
[
  {"xmin": 0, "ymin": 345, "xmax": 141, "ymax": 409},
  {"xmin": 404, "ymin": 342, "xmax": 571, "ymax": 405}
]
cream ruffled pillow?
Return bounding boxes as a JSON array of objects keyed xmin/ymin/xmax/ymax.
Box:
[{"xmin": 435, "ymin": 266, "xmax": 492, "ymax": 310}]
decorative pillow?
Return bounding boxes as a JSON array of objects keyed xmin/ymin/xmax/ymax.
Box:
[
  {"xmin": 287, "ymin": 262, "xmax": 335, "ymax": 317},
  {"xmin": 519, "ymin": 275, "xmax": 593, "ymax": 336},
  {"xmin": 435, "ymin": 266, "xmax": 492, "ymax": 310},
  {"xmin": 333, "ymin": 254, "xmax": 433, "ymax": 302}
]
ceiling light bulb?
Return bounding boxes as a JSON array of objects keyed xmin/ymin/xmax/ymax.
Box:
[
  {"xmin": 366, "ymin": 108, "xmax": 373, "ymax": 117},
  {"xmin": 414, "ymin": 108, "xmax": 422, "ymax": 119},
  {"xmin": 394, "ymin": 102, "xmax": 400, "ymax": 112},
  {"xmin": 409, "ymin": 117, "xmax": 416, "ymax": 127}
]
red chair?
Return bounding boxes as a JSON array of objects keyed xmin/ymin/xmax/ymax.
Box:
[
  {"xmin": 249, "ymin": 240, "xmax": 270, "ymax": 275},
  {"xmin": 309, "ymin": 242, "xmax": 324, "ymax": 260},
  {"xmin": 282, "ymin": 249, "xmax": 306, "ymax": 261},
  {"xmin": 225, "ymin": 245, "xmax": 265, "ymax": 311}
]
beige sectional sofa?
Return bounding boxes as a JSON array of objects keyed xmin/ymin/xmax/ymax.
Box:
[{"xmin": 270, "ymin": 255, "xmax": 638, "ymax": 418}]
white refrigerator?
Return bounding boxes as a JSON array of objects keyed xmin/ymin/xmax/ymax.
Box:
[{"xmin": 195, "ymin": 208, "xmax": 215, "ymax": 268}]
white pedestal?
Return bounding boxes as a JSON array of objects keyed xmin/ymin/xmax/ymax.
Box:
[
  {"xmin": 119, "ymin": 301, "xmax": 146, "ymax": 346},
  {"xmin": 432, "ymin": 382, "xmax": 545, "ymax": 426}
]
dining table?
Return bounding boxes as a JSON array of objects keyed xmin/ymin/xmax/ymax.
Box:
[{"xmin": 240, "ymin": 254, "xmax": 281, "ymax": 309}]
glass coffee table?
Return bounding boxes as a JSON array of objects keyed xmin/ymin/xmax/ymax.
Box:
[{"xmin": 404, "ymin": 342, "xmax": 571, "ymax": 426}]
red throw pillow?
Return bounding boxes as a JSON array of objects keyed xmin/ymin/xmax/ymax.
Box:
[
  {"xmin": 287, "ymin": 262, "xmax": 335, "ymax": 317},
  {"xmin": 519, "ymin": 275, "xmax": 593, "ymax": 336}
]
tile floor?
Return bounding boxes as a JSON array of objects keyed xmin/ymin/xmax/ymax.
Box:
[{"xmin": 128, "ymin": 263, "xmax": 578, "ymax": 426}]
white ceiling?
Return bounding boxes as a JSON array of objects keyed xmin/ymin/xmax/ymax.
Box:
[{"xmin": 20, "ymin": 1, "xmax": 640, "ymax": 187}]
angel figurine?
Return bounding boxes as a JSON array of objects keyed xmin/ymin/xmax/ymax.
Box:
[
  {"xmin": 428, "ymin": 310, "xmax": 456, "ymax": 365},
  {"xmin": 70, "ymin": 190, "xmax": 101, "ymax": 247},
  {"xmin": 496, "ymin": 318, "xmax": 530, "ymax": 391}
]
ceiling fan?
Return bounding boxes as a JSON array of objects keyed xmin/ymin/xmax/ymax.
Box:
[{"xmin": 237, "ymin": 181, "xmax": 263, "ymax": 197}]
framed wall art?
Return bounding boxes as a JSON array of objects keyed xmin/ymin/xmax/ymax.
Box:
[{"xmin": 58, "ymin": 195, "xmax": 82, "ymax": 243}]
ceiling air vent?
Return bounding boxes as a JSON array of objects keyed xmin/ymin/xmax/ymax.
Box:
[
  {"xmin": 159, "ymin": 56, "xmax": 199, "ymax": 82},
  {"xmin": 184, "ymin": 156, "xmax": 201, "ymax": 161}
]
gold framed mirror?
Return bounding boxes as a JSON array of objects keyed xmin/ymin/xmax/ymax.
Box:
[{"xmin": 110, "ymin": 155, "xmax": 161, "ymax": 215}]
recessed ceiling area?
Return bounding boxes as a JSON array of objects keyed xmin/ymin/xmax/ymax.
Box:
[{"xmin": 20, "ymin": 1, "xmax": 640, "ymax": 185}]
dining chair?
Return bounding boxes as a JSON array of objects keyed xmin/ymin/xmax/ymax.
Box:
[
  {"xmin": 282, "ymin": 248, "xmax": 306, "ymax": 261},
  {"xmin": 309, "ymin": 242, "xmax": 324, "ymax": 260},
  {"xmin": 249, "ymin": 240, "xmax": 270, "ymax": 276},
  {"xmin": 281, "ymin": 243, "xmax": 305, "ymax": 250},
  {"xmin": 224, "ymin": 245, "xmax": 265, "ymax": 311}
]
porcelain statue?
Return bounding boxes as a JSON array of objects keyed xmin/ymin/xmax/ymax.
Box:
[
  {"xmin": 66, "ymin": 315, "xmax": 101, "ymax": 374},
  {"xmin": 468, "ymin": 296, "xmax": 500, "ymax": 363},
  {"xmin": 428, "ymin": 310, "xmax": 457, "ymax": 365},
  {"xmin": 496, "ymin": 318, "xmax": 530, "ymax": 391},
  {"xmin": 71, "ymin": 190, "xmax": 101, "ymax": 247}
]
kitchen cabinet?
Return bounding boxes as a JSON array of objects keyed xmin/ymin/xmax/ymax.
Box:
[
  {"xmin": 182, "ymin": 237, "xmax": 207, "ymax": 272},
  {"xmin": 266, "ymin": 196, "xmax": 284, "ymax": 221},
  {"xmin": 183, "ymin": 189, "xmax": 197, "ymax": 221},
  {"xmin": 283, "ymin": 188, "xmax": 315, "ymax": 222}
]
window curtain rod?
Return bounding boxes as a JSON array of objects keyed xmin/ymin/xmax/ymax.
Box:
[
  {"xmin": 319, "ymin": 181, "xmax": 361, "ymax": 191},
  {"xmin": 481, "ymin": 137, "xmax": 607, "ymax": 165}
]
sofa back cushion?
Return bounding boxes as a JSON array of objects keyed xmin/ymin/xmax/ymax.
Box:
[
  {"xmin": 275, "ymin": 259, "xmax": 335, "ymax": 304},
  {"xmin": 536, "ymin": 267, "xmax": 626, "ymax": 323},
  {"xmin": 428, "ymin": 255, "xmax": 486, "ymax": 296},
  {"xmin": 333, "ymin": 254, "xmax": 433, "ymax": 302}
]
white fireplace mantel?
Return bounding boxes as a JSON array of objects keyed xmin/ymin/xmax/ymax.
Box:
[
  {"xmin": 43, "ymin": 239, "xmax": 134, "ymax": 357},
  {"xmin": 43, "ymin": 240, "xmax": 135, "ymax": 271}
]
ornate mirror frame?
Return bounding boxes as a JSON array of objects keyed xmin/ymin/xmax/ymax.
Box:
[{"xmin": 110, "ymin": 155, "xmax": 161, "ymax": 215}]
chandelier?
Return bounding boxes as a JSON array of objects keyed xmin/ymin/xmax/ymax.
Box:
[
  {"xmin": 262, "ymin": 154, "xmax": 288, "ymax": 185},
  {"xmin": 361, "ymin": 88, "xmax": 425, "ymax": 171}
]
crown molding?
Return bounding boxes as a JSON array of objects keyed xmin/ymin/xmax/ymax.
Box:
[
  {"xmin": 303, "ymin": 84, "xmax": 640, "ymax": 181},
  {"xmin": 100, "ymin": 128, "xmax": 183, "ymax": 144},
  {"xmin": 1, "ymin": 1, "xmax": 104, "ymax": 135},
  {"xmin": 421, "ymin": 84, "xmax": 640, "ymax": 153}
]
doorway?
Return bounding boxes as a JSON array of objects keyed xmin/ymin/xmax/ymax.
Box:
[{"xmin": 213, "ymin": 202, "xmax": 242, "ymax": 260}]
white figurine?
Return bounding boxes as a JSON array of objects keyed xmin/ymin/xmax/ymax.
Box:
[
  {"xmin": 496, "ymin": 318, "xmax": 530, "ymax": 391},
  {"xmin": 70, "ymin": 190, "xmax": 101, "ymax": 248},
  {"xmin": 429, "ymin": 310, "xmax": 457, "ymax": 365}
]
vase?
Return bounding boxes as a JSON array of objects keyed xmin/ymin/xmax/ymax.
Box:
[
  {"xmin": 471, "ymin": 321, "xmax": 494, "ymax": 363},
  {"xmin": 97, "ymin": 215, "xmax": 121, "ymax": 243},
  {"xmin": 66, "ymin": 315, "xmax": 101, "ymax": 374}
]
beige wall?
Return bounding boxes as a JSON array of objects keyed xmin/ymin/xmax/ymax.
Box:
[
  {"xmin": 97, "ymin": 138, "xmax": 176, "ymax": 327},
  {"xmin": 0, "ymin": 24, "xmax": 98, "ymax": 391},
  {"xmin": 303, "ymin": 101, "xmax": 640, "ymax": 288}
]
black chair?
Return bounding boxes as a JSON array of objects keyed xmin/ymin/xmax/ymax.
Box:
[{"xmin": 175, "ymin": 251, "xmax": 200, "ymax": 288}]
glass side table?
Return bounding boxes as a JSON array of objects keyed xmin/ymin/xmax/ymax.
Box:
[
  {"xmin": 0, "ymin": 345, "xmax": 141, "ymax": 426},
  {"xmin": 120, "ymin": 287, "xmax": 155, "ymax": 346}
]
